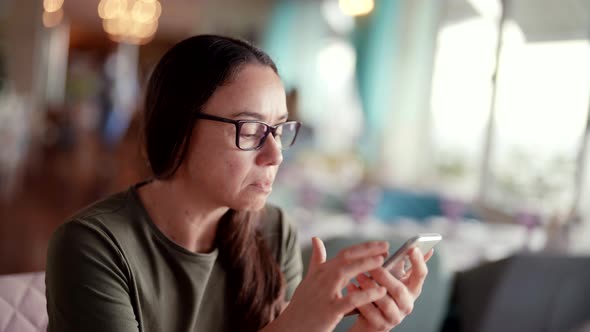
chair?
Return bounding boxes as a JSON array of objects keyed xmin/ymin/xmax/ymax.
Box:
[
  {"xmin": 445, "ymin": 254, "xmax": 590, "ymax": 332},
  {"xmin": 0, "ymin": 271, "xmax": 47, "ymax": 332}
]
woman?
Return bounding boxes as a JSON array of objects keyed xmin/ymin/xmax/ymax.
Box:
[{"xmin": 46, "ymin": 35, "xmax": 432, "ymax": 332}]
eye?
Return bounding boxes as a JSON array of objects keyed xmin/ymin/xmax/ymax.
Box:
[
  {"xmin": 240, "ymin": 123, "xmax": 266, "ymax": 139},
  {"xmin": 273, "ymin": 124, "xmax": 287, "ymax": 137},
  {"xmin": 240, "ymin": 133, "xmax": 258, "ymax": 138}
]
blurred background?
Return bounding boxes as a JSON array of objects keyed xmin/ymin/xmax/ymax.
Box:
[{"xmin": 1, "ymin": 0, "xmax": 590, "ymax": 331}]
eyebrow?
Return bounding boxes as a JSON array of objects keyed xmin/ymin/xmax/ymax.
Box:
[{"xmin": 231, "ymin": 111, "xmax": 290, "ymax": 122}]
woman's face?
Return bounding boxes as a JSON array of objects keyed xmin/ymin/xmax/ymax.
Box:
[{"xmin": 179, "ymin": 64, "xmax": 288, "ymax": 211}]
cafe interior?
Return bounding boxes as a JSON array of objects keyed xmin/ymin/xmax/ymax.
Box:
[{"xmin": 1, "ymin": 0, "xmax": 590, "ymax": 331}]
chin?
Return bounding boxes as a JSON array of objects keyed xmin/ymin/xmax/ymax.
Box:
[{"xmin": 232, "ymin": 196, "xmax": 268, "ymax": 212}]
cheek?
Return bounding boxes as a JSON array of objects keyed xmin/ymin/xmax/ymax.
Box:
[
  {"xmin": 184, "ymin": 138, "xmax": 255, "ymax": 190},
  {"xmin": 224, "ymin": 156, "xmax": 253, "ymax": 181}
]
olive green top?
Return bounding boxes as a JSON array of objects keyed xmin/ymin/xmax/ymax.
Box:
[{"xmin": 45, "ymin": 183, "xmax": 303, "ymax": 332}]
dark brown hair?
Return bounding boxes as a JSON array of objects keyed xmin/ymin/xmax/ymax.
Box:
[{"xmin": 143, "ymin": 35, "xmax": 285, "ymax": 331}]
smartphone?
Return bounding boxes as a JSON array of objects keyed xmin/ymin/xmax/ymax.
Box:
[
  {"xmin": 345, "ymin": 233, "xmax": 442, "ymax": 316},
  {"xmin": 383, "ymin": 233, "xmax": 442, "ymax": 279}
]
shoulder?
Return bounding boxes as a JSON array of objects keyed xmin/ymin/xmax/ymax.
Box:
[
  {"xmin": 257, "ymin": 205, "xmax": 303, "ymax": 299},
  {"xmin": 257, "ymin": 204, "xmax": 300, "ymax": 262},
  {"xmin": 49, "ymin": 189, "xmax": 139, "ymax": 261},
  {"xmin": 46, "ymin": 190, "xmax": 142, "ymax": 292},
  {"xmin": 258, "ymin": 204, "xmax": 297, "ymax": 244},
  {"xmin": 45, "ymin": 191, "xmax": 139, "ymax": 332},
  {"xmin": 69, "ymin": 190, "xmax": 134, "ymax": 227},
  {"xmin": 62, "ymin": 188, "xmax": 142, "ymax": 240}
]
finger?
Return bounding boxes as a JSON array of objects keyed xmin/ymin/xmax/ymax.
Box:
[
  {"xmin": 405, "ymin": 248, "xmax": 429, "ymax": 296},
  {"xmin": 357, "ymin": 301, "xmax": 388, "ymax": 329},
  {"xmin": 335, "ymin": 241, "xmax": 389, "ymax": 264},
  {"xmin": 400, "ymin": 249, "xmax": 434, "ymax": 279},
  {"xmin": 369, "ymin": 268, "xmax": 414, "ymax": 316},
  {"xmin": 338, "ymin": 284, "xmax": 386, "ymax": 314},
  {"xmin": 357, "ymin": 273, "xmax": 403, "ymax": 329},
  {"xmin": 308, "ymin": 237, "xmax": 327, "ymax": 274},
  {"xmin": 346, "ymin": 283, "xmax": 358, "ymax": 293},
  {"xmin": 335, "ymin": 255, "xmax": 385, "ymax": 284},
  {"xmin": 389, "ymin": 256, "xmax": 407, "ymax": 280},
  {"xmin": 344, "ymin": 284, "xmax": 361, "ymax": 316},
  {"xmin": 424, "ymin": 248, "xmax": 434, "ymax": 263}
]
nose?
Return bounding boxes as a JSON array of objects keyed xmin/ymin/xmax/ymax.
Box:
[{"xmin": 256, "ymin": 134, "xmax": 283, "ymax": 166}]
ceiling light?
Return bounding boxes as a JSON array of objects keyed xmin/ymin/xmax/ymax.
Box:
[{"xmin": 338, "ymin": 0, "xmax": 374, "ymax": 17}]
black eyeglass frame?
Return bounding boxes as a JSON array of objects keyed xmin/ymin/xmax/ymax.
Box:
[{"xmin": 194, "ymin": 112, "xmax": 302, "ymax": 151}]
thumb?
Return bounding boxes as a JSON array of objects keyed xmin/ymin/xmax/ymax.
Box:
[{"xmin": 308, "ymin": 237, "xmax": 327, "ymax": 274}]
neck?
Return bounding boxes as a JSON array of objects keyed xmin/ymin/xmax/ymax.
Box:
[{"xmin": 138, "ymin": 177, "xmax": 229, "ymax": 253}]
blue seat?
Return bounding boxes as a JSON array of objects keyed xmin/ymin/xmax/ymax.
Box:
[{"xmin": 374, "ymin": 189, "xmax": 443, "ymax": 221}]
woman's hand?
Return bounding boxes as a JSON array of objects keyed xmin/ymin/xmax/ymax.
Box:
[
  {"xmin": 346, "ymin": 248, "xmax": 434, "ymax": 332},
  {"xmin": 277, "ymin": 237, "xmax": 390, "ymax": 332}
]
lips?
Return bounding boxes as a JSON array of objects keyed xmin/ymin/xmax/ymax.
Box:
[{"xmin": 251, "ymin": 180, "xmax": 273, "ymax": 193}]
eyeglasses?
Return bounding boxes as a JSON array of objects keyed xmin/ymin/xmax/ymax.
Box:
[{"xmin": 195, "ymin": 112, "xmax": 302, "ymax": 151}]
